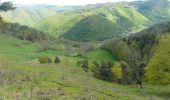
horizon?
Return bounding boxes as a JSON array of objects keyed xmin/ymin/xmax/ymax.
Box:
[{"xmin": 1, "ymin": 0, "xmax": 139, "ymax": 6}]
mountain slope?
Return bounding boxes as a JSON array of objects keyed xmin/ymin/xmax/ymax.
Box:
[
  {"xmin": 145, "ymin": 33, "xmax": 170, "ymax": 85},
  {"xmin": 103, "ymin": 21, "xmax": 170, "ymax": 64},
  {"xmin": 131, "ymin": 0, "xmax": 170, "ymax": 24},
  {"xmin": 0, "ymin": 18, "xmax": 60, "ymax": 61},
  {"xmin": 111, "ymin": 3, "xmax": 150, "ymax": 31},
  {"xmin": 35, "ymin": 13, "xmax": 89, "ymax": 37},
  {"xmin": 0, "ymin": 17, "xmax": 50, "ymax": 42},
  {"xmin": 62, "ymin": 15, "xmax": 124, "ymax": 41},
  {"xmin": 86, "ymin": 3, "xmax": 150, "ymax": 31},
  {"xmin": 0, "ymin": 5, "xmax": 79, "ymax": 27},
  {"xmin": 102, "ymin": 21, "xmax": 170, "ymax": 86},
  {"xmin": 36, "ymin": 2, "xmax": 150, "ymax": 41},
  {"xmin": 0, "ymin": 5, "xmax": 57, "ymax": 26}
]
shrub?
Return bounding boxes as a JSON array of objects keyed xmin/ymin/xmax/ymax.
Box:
[
  {"xmin": 120, "ymin": 61, "xmax": 132, "ymax": 85},
  {"xmin": 92, "ymin": 60, "xmax": 113, "ymax": 81},
  {"xmin": 77, "ymin": 59, "xmax": 89, "ymax": 72},
  {"xmin": 76, "ymin": 60, "xmax": 82, "ymax": 67},
  {"xmin": 112, "ymin": 62, "xmax": 122, "ymax": 82},
  {"xmin": 39, "ymin": 56, "xmax": 52, "ymax": 64},
  {"xmin": 81, "ymin": 59, "xmax": 88, "ymax": 72},
  {"xmin": 54, "ymin": 56, "xmax": 61, "ymax": 64}
]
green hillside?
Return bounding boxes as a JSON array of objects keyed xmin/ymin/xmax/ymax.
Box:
[
  {"xmin": 0, "ymin": 34, "xmax": 36, "ymax": 61},
  {"xmin": 0, "ymin": 5, "xmax": 78, "ymax": 27},
  {"xmin": 103, "ymin": 21, "xmax": 170, "ymax": 86},
  {"xmin": 0, "ymin": 19, "xmax": 170, "ymax": 100},
  {"xmin": 35, "ymin": 13, "xmax": 89, "ymax": 37},
  {"xmin": 36, "ymin": 3, "xmax": 150, "ymax": 41},
  {"xmin": 0, "ymin": 17, "xmax": 61, "ymax": 61},
  {"xmin": 2, "ymin": 0, "xmax": 170, "ymax": 42},
  {"xmin": 0, "ymin": 22, "xmax": 169, "ymax": 99},
  {"xmin": 131, "ymin": 0, "xmax": 170, "ymax": 24},
  {"xmin": 110, "ymin": 3, "xmax": 150, "ymax": 31},
  {"xmin": 62, "ymin": 15, "xmax": 124, "ymax": 41},
  {"xmin": 146, "ymin": 34, "xmax": 170, "ymax": 85},
  {"xmin": 103, "ymin": 21, "xmax": 170, "ymax": 63},
  {"xmin": 0, "ymin": 19, "xmax": 50, "ymax": 42},
  {"xmin": 1, "ymin": 5, "xmax": 60, "ymax": 26},
  {"xmin": 0, "ymin": 30, "xmax": 169, "ymax": 99},
  {"xmin": 84, "ymin": 3, "xmax": 150, "ymax": 31},
  {"xmin": 0, "ymin": 1, "xmax": 170, "ymax": 99}
]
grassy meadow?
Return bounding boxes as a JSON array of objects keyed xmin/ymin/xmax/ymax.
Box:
[
  {"xmin": 0, "ymin": 34, "xmax": 169, "ymax": 100},
  {"xmin": 0, "ymin": 62, "xmax": 170, "ymax": 100},
  {"xmin": 0, "ymin": 0, "xmax": 170, "ymax": 99}
]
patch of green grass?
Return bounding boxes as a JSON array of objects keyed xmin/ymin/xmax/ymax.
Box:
[
  {"xmin": 38, "ymin": 50, "xmax": 64, "ymax": 57},
  {"xmin": 86, "ymin": 49, "xmax": 116, "ymax": 62},
  {"xmin": 0, "ymin": 35, "xmax": 64, "ymax": 62},
  {"xmin": 0, "ymin": 35, "xmax": 37, "ymax": 61}
]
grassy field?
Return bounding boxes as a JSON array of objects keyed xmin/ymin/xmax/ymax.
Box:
[
  {"xmin": 0, "ymin": 34, "xmax": 115, "ymax": 65},
  {"xmin": 0, "ymin": 34, "xmax": 170, "ymax": 100},
  {"xmin": 0, "ymin": 34, "xmax": 63, "ymax": 62},
  {"xmin": 0, "ymin": 62, "xmax": 169, "ymax": 100},
  {"xmin": 86, "ymin": 49, "xmax": 116, "ymax": 61}
]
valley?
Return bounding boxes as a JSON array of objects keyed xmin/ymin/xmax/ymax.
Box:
[{"xmin": 0, "ymin": 0, "xmax": 170, "ymax": 99}]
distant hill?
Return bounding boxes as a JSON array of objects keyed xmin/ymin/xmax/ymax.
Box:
[
  {"xmin": 36, "ymin": 2, "xmax": 150, "ymax": 41},
  {"xmin": 0, "ymin": 18, "xmax": 50, "ymax": 42},
  {"xmin": 62, "ymin": 15, "xmax": 124, "ymax": 41},
  {"xmin": 0, "ymin": 5, "xmax": 79, "ymax": 27},
  {"xmin": 130, "ymin": 0, "xmax": 170, "ymax": 24},
  {"xmin": 2, "ymin": 0, "xmax": 170, "ymax": 42},
  {"xmin": 85, "ymin": 3, "xmax": 150, "ymax": 31},
  {"xmin": 103, "ymin": 21, "xmax": 170, "ymax": 63},
  {"xmin": 35, "ymin": 13, "xmax": 88, "ymax": 37}
]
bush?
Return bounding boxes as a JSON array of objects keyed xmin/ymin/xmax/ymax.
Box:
[
  {"xmin": 92, "ymin": 60, "xmax": 113, "ymax": 81},
  {"xmin": 81, "ymin": 59, "xmax": 88, "ymax": 72},
  {"xmin": 54, "ymin": 56, "xmax": 61, "ymax": 64},
  {"xmin": 92, "ymin": 60, "xmax": 134, "ymax": 84},
  {"xmin": 120, "ymin": 61, "xmax": 132, "ymax": 85},
  {"xmin": 39, "ymin": 56, "xmax": 52, "ymax": 64},
  {"xmin": 76, "ymin": 59, "xmax": 89, "ymax": 72},
  {"xmin": 76, "ymin": 60, "xmax": 82, "ymax": 67},
  {"xmin": 112, "ymin": 62, "xmax": 122, "ymax": 82}
]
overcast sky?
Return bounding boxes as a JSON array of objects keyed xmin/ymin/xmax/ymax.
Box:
[{"xmin": 1, "ymin": 0, "xmax": 138, "ymax": 5}]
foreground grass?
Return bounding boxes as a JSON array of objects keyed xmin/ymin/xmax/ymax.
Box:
[
  {"xmin": 0, "ymin": 62, "xmax": 169, "ymax": 100},
  {"xmin": 0, "ymin": 34, "xmax": 169, "ymax": 100}
]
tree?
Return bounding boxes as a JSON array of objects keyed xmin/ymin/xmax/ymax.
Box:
[
  {"xmin": 0, "ymin": 1, "xmax": 16, "ymax": 12},
  {"xmin": 131, "ymin": 60, "xmax": 146, "ymax": 88},
  {"xmin": 81, "ymin": 59, "xmax": 88, "ymax": 72},
  {"xmin": 54, "ymin": 56, "xmax": 61, "ymax": 64},
  {"xmin": 93, "ymin": 60, "xmax": 113, "ymax": 81},
  {"xmin": 112, "ymin": 62, "xmax": 122, "ymax": 82},
  {"xmin": 76, "ymin": 60, "xmax": 82, "ymax": 67},
  {"xmin": 104, "ymin": 40, "xmax": 131, "ymax": 61},
  {"xmin": 120, "ymin": 61, "xmax": 132, "ymax": 85},
  {"xmin": 145, "ymin": 34, "xmax": 170, "ymax": 85},
  {"xmin": 39, "ymin": 56, "xmax": 52, "ymax": 64}
]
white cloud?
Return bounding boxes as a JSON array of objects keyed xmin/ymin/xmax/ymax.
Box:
[{"xmin": 1, "ymin": 0, "xmax": 137, "ymax": 5}]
